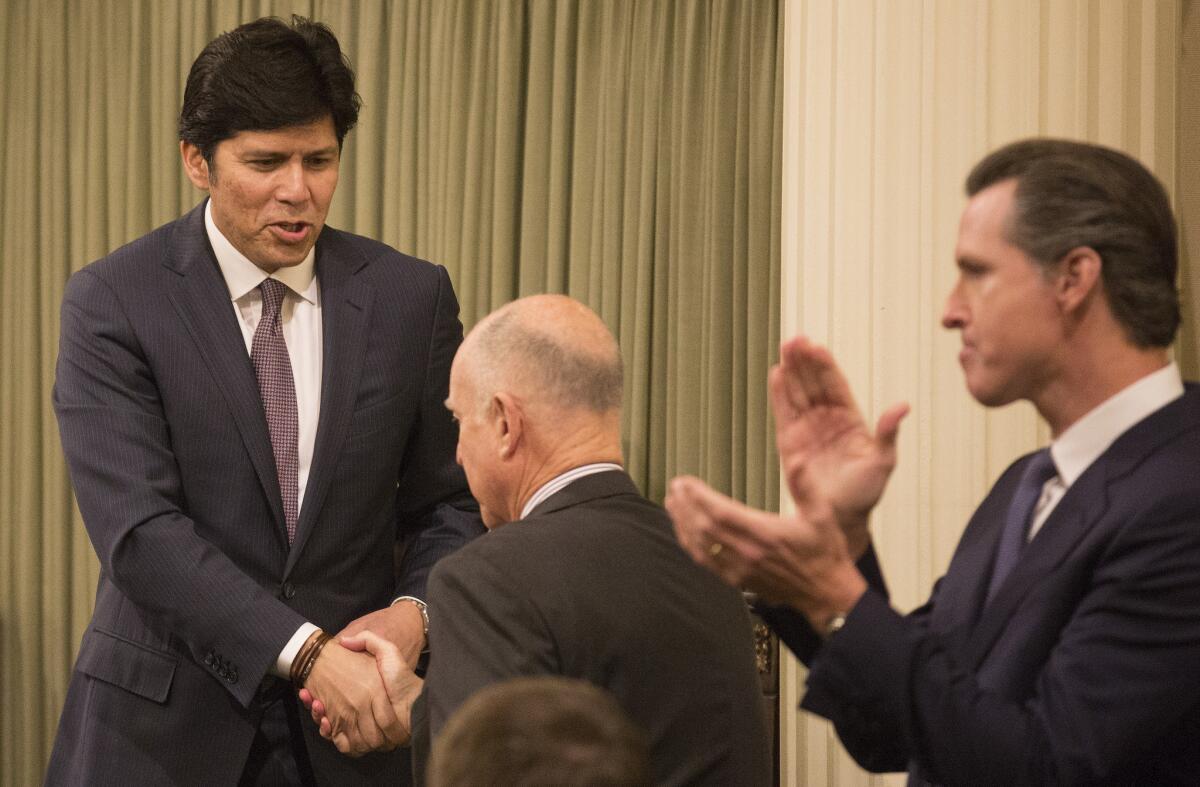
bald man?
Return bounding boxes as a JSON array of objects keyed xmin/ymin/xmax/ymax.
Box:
[{"xmin": 309, "ymin": 295, "xmax": 769, "ymax": 786}]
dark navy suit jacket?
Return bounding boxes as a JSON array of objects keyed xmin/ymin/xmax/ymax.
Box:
[
  {"xmin": 764, "ymin": 384, "xmax": 1200, "ymax": 785},
  {"xmin": 47, "ymin": 202, "xmax": 483, "ymax": 785}
]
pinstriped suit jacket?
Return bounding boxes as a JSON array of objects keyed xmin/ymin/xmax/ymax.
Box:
[{"xmin": 47, "ymin": 201, "xmax": 482, "ymax": 785}]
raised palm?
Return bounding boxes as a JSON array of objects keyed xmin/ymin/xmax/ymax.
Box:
[{"xmin": 771, "ymin": 337, "xmax": 907, "ymax": 550}]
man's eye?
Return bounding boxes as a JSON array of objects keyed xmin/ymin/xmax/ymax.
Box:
[{"xmin": 307, "ymin": 157, "xmax": 332, "ymax": 168}]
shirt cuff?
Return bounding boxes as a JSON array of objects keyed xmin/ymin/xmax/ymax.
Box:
[{"xmin": 273, "ymin": 622, "xmax": 320, "ymax": 679}]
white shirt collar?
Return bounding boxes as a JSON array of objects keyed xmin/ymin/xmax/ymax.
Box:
[
  {"xmin": 1050, "ymin": 362, "xmax": 1184, "ymax": 486},
  {"xmin": 204, "ymin": 200, "xmax": 317, "ymax": 303},
  {"xmin": 519, "ymin": 462, "xmax": 624, "ymax": 520}
]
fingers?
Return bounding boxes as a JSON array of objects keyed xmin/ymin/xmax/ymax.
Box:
[
  {"xmin": 769, "ymin": 365, "xmax": 799, "ymax": 427},
  {"xmin": 667, "ymin": 475, "xmax": 783, "ymax": 588},
  {"xmin": 337, "ymin": 635, "xmax": 368, "ymax": 653},
  {"xmin": 355, "ymin": 630, "xmax": 400, "ymax": 665},
  {"xmin": 875, "ymin": 401, "xmax": 910, "ymax": 451},
  {"xmin": 779, "ymin": 335, "xmax": 859, "ymax": 413}
]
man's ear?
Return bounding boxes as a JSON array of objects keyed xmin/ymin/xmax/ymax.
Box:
[
  {"xmin": 1055, "ymin": 246, "xmax": 1103, "ymax": 314},
  {"xmin": 491, "ymin": 392, "xmax": 524, "ymax": 459},
  {"xmin": 180, "ymin": 141, "xmax": 212, "ymax": 191}
]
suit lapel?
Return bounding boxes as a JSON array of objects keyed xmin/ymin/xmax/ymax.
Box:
[
  {"xmin": 164, "ymin": 203, "xmax": 288, "ymax": 544},
  {"xmin": 285, "ymin": 231, "xmax": 374, "ymax": 573},
  {"xmin": 963, "ymin": 385, "xmax": 1200, "ymax": 668},
  {"xmin": 929, "ymin": 468, "xmax": 1019, "ymax": 637},
  {"xmin": 964, "ymin": 472, "xmax": 1100, "ymax": 668}
]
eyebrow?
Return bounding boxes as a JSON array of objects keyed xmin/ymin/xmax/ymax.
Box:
[{"xmin": 240, "ymin": 145, "xmax": 339, "ymax": 159}]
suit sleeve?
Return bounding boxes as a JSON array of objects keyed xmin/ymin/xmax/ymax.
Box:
[
  {"xmin": 394, "ymin": 265, "xmax": 484, "ymax": 599},
  {"xmin": 798, "ymin": 496, "xmax": 1200, "ymax": 783},
  {"xmin": 757, "ymin": 544, "xmax": 891, "ymax": 665},
  {"xmin": 53, "ymin": 269, "xmax": 305, "ymax": 706},
  {"xmin": 422, "ymin": 546, "xmax": 558, "ymax": 735}
]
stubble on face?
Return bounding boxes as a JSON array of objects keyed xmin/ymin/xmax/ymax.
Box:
[
  {"xmin": 944, "ymin": 179, "xmax": 1063, "ymax": 408},
  {"xmin": 185, "ymin": 116, "xmax": 341, "ymax": 273}
]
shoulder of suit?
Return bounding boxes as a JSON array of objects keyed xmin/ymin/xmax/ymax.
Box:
[
  {"xmin": 318, "ymin": 226, "xmax": 444, "ymax": 277},
  {"xmin": 80, "ymin": 212, "xmax": 185, "ymax": 281}
]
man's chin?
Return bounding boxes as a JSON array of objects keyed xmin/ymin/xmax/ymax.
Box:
[
  {"xmin": 250, "ymin": 250, "xmax": 312, "ymax": 273},
  {"xmin": 965, "ymin": 377, "xmax": 1020, "ymax": 409}
]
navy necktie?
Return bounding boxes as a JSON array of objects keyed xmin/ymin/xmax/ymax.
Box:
[
  {"xmin": 985, "ymin": 448, "xmax": 1056, "ymax": 604},
  {"xmin": 251, "ymin": 278, "xmax": 299, "ymax": 544}
]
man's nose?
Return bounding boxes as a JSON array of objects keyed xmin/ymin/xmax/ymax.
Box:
[
  {"xmin": 275, "ymin": 161, "xmax": 309, "ymax": 204},
  {"xmin": 941, "ymin": 283, "xmax": 966, "ymax": 329}
]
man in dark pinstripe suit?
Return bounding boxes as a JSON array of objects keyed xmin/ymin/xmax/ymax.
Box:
[{"xmin": 46, "ymin": 16, "xmax": 481, "ymax": 786}]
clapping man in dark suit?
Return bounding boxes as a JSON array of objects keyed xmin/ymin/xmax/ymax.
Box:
[
  {"xmin": 48, "ymin": 16, "xmax": 482, "ymax": 786},
  {"xmin": 668, "ymin": 139, "xmax": 1200, "ymax": 784},
  {"xmin": 307, "ymin": 294, "xmax": 770, "ymax": 786}
]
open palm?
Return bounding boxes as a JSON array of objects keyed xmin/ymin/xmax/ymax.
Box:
[{"xmin": 771, "ymin": 337, "xmax": 907, "ymax": 553}]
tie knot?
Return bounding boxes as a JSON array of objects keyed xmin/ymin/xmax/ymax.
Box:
[
  {"xmin": 1023, "ymin": 448, "xmax": 1058, "ymax": 488},
  {"xmin": 259, "ymin": 278, "xmax": 288, "ymax": 322}
]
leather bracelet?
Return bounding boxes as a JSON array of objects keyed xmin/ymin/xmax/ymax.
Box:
[
  {"xmin": 291, "ymin": 631, "xmax": 332, "ymax": 688},
  {"xmin": 289, "ymin": 630, "xmax": 324, "ymax": 685},
  {"xmin": 296, "ymin": 633, "xmax": 332, "ymax": 688}
]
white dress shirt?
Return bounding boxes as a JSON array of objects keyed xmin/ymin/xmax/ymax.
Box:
[
  {"xmin": 204, "ymin": 201, "xmax": 321, "ymax": 676},
  {"xmin": 1029, "ymin": 362, "xmax": 1184, "ymax": 539}
]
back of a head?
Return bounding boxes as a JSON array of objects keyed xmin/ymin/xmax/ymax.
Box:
[
  {"xmin": 179, "ymin": 15, "xmax": 362, "ymax": 162},
  {"xmin": 467, "ymin": 295, "xmax": 624, "ymax": 417},
  {"xmin": 965, "ymin": 137, "xmax": 1180, "ymax": 348},
  {"xmin": 427, "ymin": 677, "xmax": 651, "ymax": 787}
]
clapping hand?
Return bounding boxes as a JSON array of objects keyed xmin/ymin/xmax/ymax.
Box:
[{"xmin": 770, "ymin": 336, "xmax": 907, "ymax": 557}]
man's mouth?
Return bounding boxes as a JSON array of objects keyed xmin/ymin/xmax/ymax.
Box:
[{"xmin": 269, "ymin": 222, "xmax": 312, "ymax": 242}]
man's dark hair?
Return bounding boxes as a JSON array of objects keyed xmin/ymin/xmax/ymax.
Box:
[
  {"xmin": 966, "ymin": 138, "xmax": 1180, "ymax": 347},
  {"xmin": 427, "ymin": 677, "xmax": 651, "ymax": 787},
  {"xmin": 179, "ymin": 15, "xmax": 362, "ymax": 163}
]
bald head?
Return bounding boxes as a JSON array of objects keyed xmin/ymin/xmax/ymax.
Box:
[
  {"xmin": 446, "ymin": 295, "xmax": 624, "ymax": 527},
  {"xmin": 460, "ymin": 294, "xmax": 623, "ymax": 416}
]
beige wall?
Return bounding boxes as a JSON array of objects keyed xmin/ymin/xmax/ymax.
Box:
[{"xmin": 778, "ymin": 1, "xmax": 1183, "ymax": 784}]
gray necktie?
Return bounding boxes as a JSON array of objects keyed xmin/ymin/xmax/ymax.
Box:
[
  {"xmin": 985, "ymin": 448, "xmax": 1056, "ymax": 604},
  {"xmin": 251, "ymin": 278, "xmax": 299, "ymax": 544}
]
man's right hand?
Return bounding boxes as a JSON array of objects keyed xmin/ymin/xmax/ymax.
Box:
[
  {"xmin": 301, "ymin": 631, "xmax": 423, "ymax": 754},
  {"xmin": 770, "ymin": 336, "xmax": 908, "ymax": 557},
  {"xmin": 301, "ymin": 642, "xmax": 407, "ymax": 756}
]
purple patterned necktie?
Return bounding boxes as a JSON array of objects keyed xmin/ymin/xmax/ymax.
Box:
[{"xmin": 251, "ymin": 278, "xmax": 299, "ymax": 544}]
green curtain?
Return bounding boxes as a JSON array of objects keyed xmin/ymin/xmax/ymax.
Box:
[{"xmin": 0, "ymin": 1, "xmax": 781, "ymax": 781}]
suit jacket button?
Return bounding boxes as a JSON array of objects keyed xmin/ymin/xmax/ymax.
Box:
[
  {"xmin": 203, "ymin": 652, "xmax": 214, "ymax": 666},
  {"xmin": 282, "ymin": 582, "xmax": 296, "ymax": 599}
]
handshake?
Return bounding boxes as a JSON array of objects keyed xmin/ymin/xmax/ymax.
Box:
[{"xmin": 295, "ymin": 603, "xmax": 426, "ymax": 756}]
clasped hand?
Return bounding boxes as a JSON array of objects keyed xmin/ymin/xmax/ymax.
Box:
[{"xmin": 297, "ymin": 605, "xmax": 426, "ymax": 756}]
